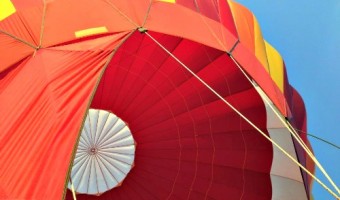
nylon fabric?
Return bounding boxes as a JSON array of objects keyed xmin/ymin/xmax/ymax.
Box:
[
  {"xmin": 10, "ymin": 0, "xmax": 44, "ymax": 9},
  {"xmin": 0, "ymin": 0, "xmax": 315, "ymax": 199},
  {"xmin": 0, "ymin": 36, "xmax": 125, "ymax": 199},
  {"xmin": 265, "ymin": 41, "xmax": 284, "ymax": 93},
  {"xmin": 65, "ymin": 31, "xmax": 273, "ymax": 200}
]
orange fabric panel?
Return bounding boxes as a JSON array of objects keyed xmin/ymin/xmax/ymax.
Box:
[
  {"xmin": 42, "ymin": 0, "xmax": 136, "ymax": 47},
  {"xmin": 0, "ymin": 5, "xmax": 43, "ymax": 46},
  {"xmin": 0, "ymin": 3, "xmax": 42, "ymax": 71},
  {"xmin": 229, "ymin": 0, "xmax": 270, "ymax": 73},
  {"xmin": 0, "ymin": 33, "xmax": 34, "ymax": 72},
  {"xmin": 232, "ymin": 42, "xmax": 290, "ymax": 116},
  {"xmin": 145, "ymin": 1, "xmax": 237, "ymax": 52},
  {"xmin": 289, "ymin": 87, "xmax": 314, "ymax": 197},
  {"xmin": 0, "ymin": 36, "xmax": 125, "ymax": 199},
  {"xmin": 0, "ymin": 57, "xmax": 30, "ymax": 94},
  {"xmin": 228, "ymin": 0, "xmax": 254, "ymax": 52},
  {"xmin": 11, "ymin": 0, "xmax": 43, "ymax": 10}
]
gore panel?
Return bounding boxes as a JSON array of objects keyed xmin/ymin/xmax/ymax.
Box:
[{"xmin": 0, "ymin": 39, "xmax": 120, "ymax": 199}]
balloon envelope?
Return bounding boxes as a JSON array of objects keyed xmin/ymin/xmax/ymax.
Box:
[{"xmin": 0, "ymin": 0, "xmax": 314, "ymax": 200}]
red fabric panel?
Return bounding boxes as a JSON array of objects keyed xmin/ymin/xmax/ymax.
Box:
[
  {"xmin": 0, "ymin": 36, "xmax": 125, "ymax": 199},
  {"xmin": 66, "ymin": 32, "xmax": 272, "ymax": 200}
]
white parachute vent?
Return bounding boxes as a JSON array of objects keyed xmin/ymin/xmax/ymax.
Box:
[{"xmin": 68, "ymin": 109, "xmax": 135, "ymax": 195}]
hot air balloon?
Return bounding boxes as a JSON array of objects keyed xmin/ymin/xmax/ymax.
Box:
[{"xmin": 0, "ymin": 0, "xmax": 318, "ymax": 200}]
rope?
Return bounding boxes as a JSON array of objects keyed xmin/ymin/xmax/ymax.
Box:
[
  {"xmin": 287, "ymin": 113, "xmax": 340, "ymax": 195},
  {"xmin": 103, "ymin": 0, "xmax": 139, "ymax": 28},
  {"xmin": 145, "ymin": 32, "xmax": 339, "ymax": 199},
  {"xmin": 303, "ymin": 131, "xmax": 339, "ymax": 150},
  {"xmin": 0, "ymin": 30, "xmax": 37, "ymax": 50},
  {"xmin": 229, "ymin": 55, "xmax": 340, "ymax": 196},
  {"xmin": 69, "ymin": 178, "xmax": 77, "ymax": 200}
]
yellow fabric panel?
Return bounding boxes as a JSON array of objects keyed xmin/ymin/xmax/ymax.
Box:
[
  {"xmin": 0, "ymin": 0, "xmax": 16, "ymax": 21},
  {"xmin": 265, "ymin": 41, "xmax": 284, "ymax": 92},
  {"xmin": 227, "ymin": 0, "xmax": 255, "ymax": 52},
  {"xmin": 156, "ymin": 0, "xmax": 176, "ymax": 3},
  {"xmin": 253, "ymin": 16, "xmax": 269, "ymax": 72},
  {"xmin": 75, "ymin": 26, "xmax": 108, "ymax": 38}
]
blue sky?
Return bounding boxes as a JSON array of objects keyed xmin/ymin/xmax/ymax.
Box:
[{"xmin": 235, "ymin": 0, "xmax": 340, "ymax": 199}]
